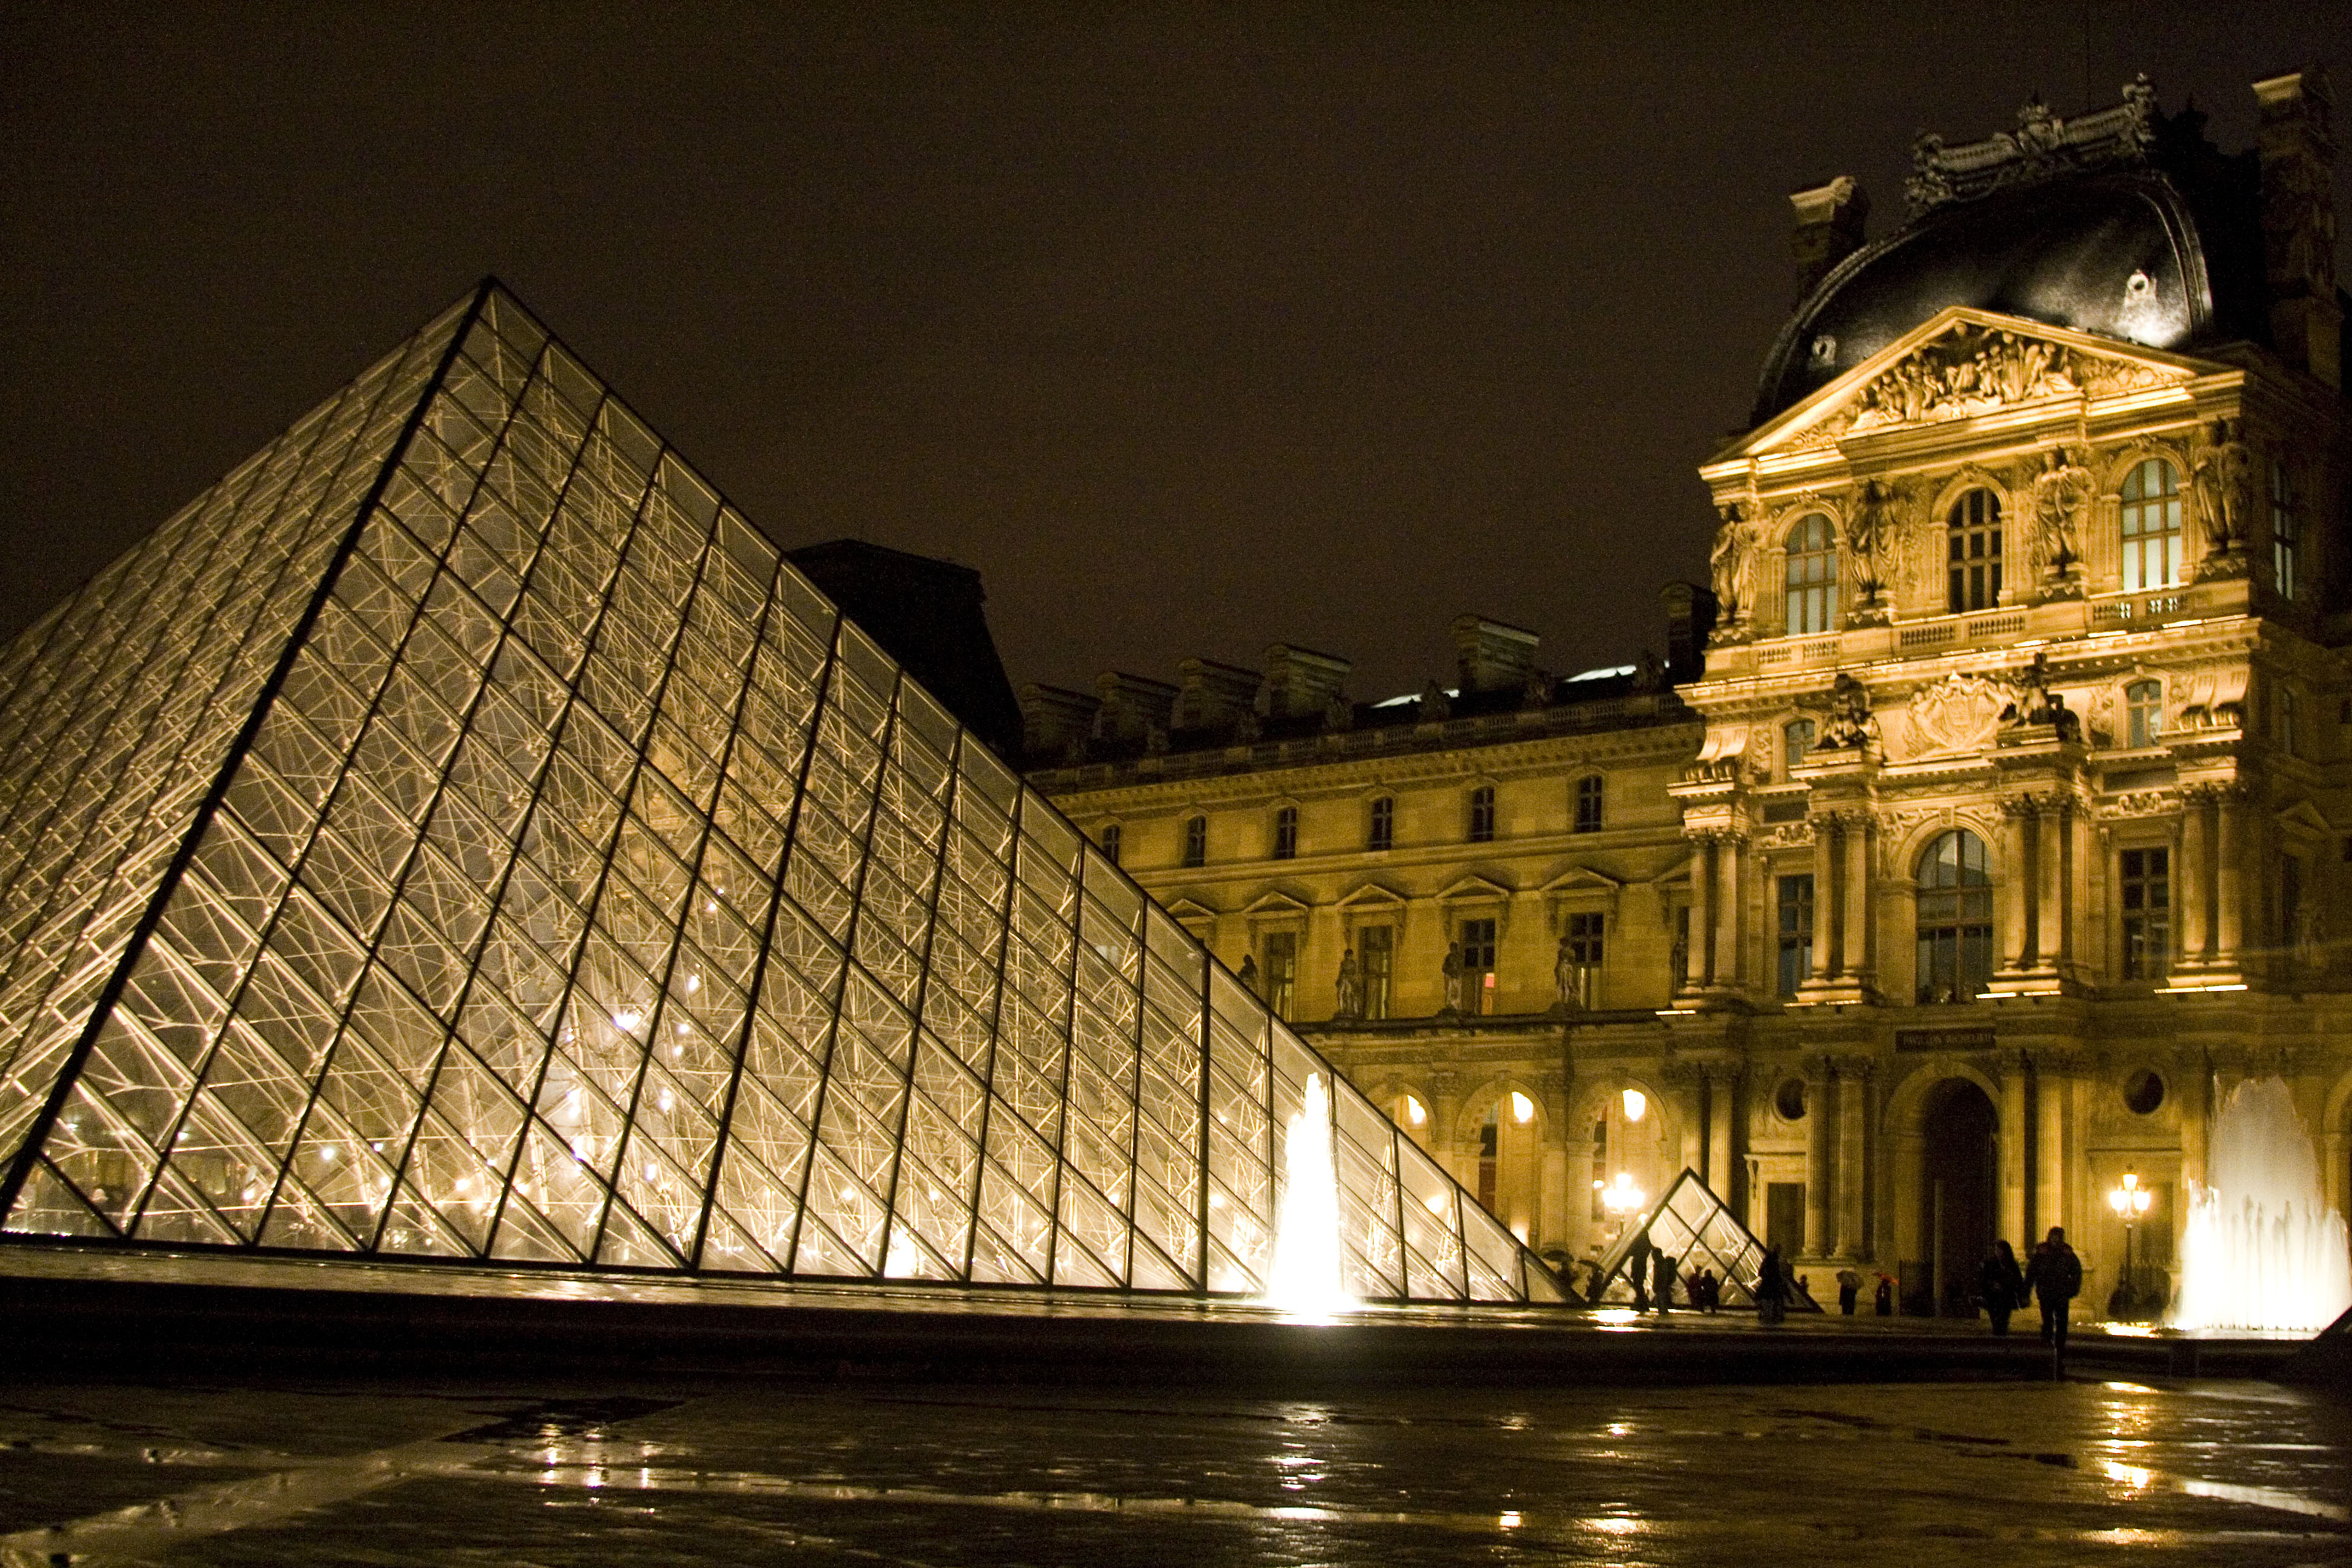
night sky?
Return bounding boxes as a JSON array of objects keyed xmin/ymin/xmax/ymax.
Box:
[{"xmin": 4, "ymin": 4, "xmax": 2346, "ymax": 704}]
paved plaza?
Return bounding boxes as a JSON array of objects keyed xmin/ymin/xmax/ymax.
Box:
[{"xmin": 0, "ymin": 1361, "xmax": 2344, "ymax": 1566}]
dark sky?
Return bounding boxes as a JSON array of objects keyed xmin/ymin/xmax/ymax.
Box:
[{"xmin": 4, "ymin": 4, "xmax": 2347, "ymax": 702}]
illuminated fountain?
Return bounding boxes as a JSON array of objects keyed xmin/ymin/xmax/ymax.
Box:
[
  {"xmin": 1261, "ymin": 1073, "xmax": 1355, "ymax": 1314},
  {"xmin": 2172, "ymin": 1076, "xmax": 2352, "ymax": 1335}
]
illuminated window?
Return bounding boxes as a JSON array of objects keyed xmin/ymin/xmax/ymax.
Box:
[
  {"xmin": 1359, "ymin": 924, "xmax": 1394, "ymax": 1019},
  {"xmin": 2271, "ymin": 459, "xmax": 2298, "ymax": 600},
  {"xmin": 1566, "ymin": 911, "xmax": 1604, "ymax": 1007},
  {"xmin": 2120, "ymin": 848, "xmax": 2169, "ymax": 981},
  {"xmin": 1459, "ymin": 917, "xmax": 1498, "ymax": 1014},
  {"xmin": 1467, "ymin": 785, "xmax": 1495, "ymax": 844},
  {"xmin": 1367, "ymin": 794, "xmax": 1394, "ymax": 851},
  {"xmin": 1947, "ymin": 489, "xmax": 2002, "ymax": 612},
  {"xmin": 1261, "ymin": 930, "xmax": 1297, "ymax": 1020},
  {"xmin": 2120, "ymin": 458, "xmax": 2182, "ymax": 592},
  {"xmin": 1573, "ymin": 775, "xmax": 1604, "ymax": 834},
  {"xmin": 1098, "ymin": 823, "xmax": 1121, "ymax": 866},
  {"xmin": 1272, "ymin": 805, "xmax": 1298, "ymax": 860},
  {"xmin": 1916, "ymin": 829, "xmax": 1993, "ymax": 1003},
  {"xmin": 1181, "ymin": 814, "xmax": 1206, "ymax": 868},
  {"xmin": 2125, "ymin": 681, "xmax": 2161, "ymax": 749},
  {"xmin": 1785, "ymin": 513, "xmax": 1838, "ymax": 633}
]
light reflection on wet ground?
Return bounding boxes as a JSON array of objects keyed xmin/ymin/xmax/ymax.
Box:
[{"xmin": 0, "ymin": 1374, "xmax": 2344, "ymax": 1566}]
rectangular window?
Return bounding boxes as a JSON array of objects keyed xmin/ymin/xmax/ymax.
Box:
[
  {"xmin": 1359, "ymin": 924, "xmax": 1393, "ymax": 1020},
  {"xmin": 1573, "ymin": 775, "xmax": 1604, "ymax": 834},
  {"xmin": 1947, "ymin": 489, "xmax": 2003, "ymax": 612},
  {"xmin": 1181, "ymin": 815, "xmax": 1206, "ymax": 868},
  {"xmin": 1777, "ymin": 873, "xmax": 1814, "ymax": 997},
  {"xmin": 1566, "ymin": 910, "xmax": 1604, "ymax": 1008},
  {"xmin": 2272, "ymin": 459, "xmax": 2298, "ymax": 601},
  {"xmin": 2125, "ymin": 681, "xmax": 2162, "ymax": 750},
  {"xmin": 1367, "ymin": 795, "xmax": 1394, "ymax": 852},
  {"xmin": 1784, "ymin": 718, "xmax": 1814, "ymax": 777},
  {"xmin": 1460, "ymin": 916, "xmax": 1497, "ymax": 1014},
  {"xmin": 1272, "ymin": 805, "xmax": 1298, "ymax": 860},
  {"xmin": 1262, "ymin": 930, "xmax": 1298, "ymax": 1021},
  {"xmin": 2120, "ymin": 848, "xmax": 2169, "ymax": 981},
  {"xmin": 1098, "ymin": 823, "xmax": 1121, "ymax": 866},
  {"xmin": 1468, "ymin": 786, "xmax": 1495, "ymax": 844}
]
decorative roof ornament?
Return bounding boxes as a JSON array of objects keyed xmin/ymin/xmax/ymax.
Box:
[{"xmin": 1906, "ymin": 74, "xmax": 2160, "ymax": 215}]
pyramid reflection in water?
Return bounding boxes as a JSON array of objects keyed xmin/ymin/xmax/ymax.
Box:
[{"xmin": 0, "ymin": 283, "xmax": 1557, "ymax": 1303}]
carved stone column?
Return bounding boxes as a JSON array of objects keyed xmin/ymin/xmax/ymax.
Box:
[
  {"xmin": 1705, "ymin": 1065, "xmax": 1739, "ymax": 1203},
  {"xmin": 1840, "ymin": 812, "xmax": 1875, "ymax": 990},
  {"xmin": 2215, "ymin": 786, "xmax": 2247, "ymax": 963},
  {"xmin": 2178, "ymin": 789, "xmax": 2212, "ymax": 965},
  {"xmin": 1809, "ymin": 817, "xmax": 1838, "ymax": 983},
  {"xmin": 1688, "ymin": 834, "xmax": 1718, "ymax": 990},
  {"xmin": 2036, "ymin": 797, "xmax": 2070, "ymax": 975},
  {"xmin": 1998, "ymin": 798, "xmax": 2034, "ymax": 975},
  {"xmin": 1668, "ymin": 1063, "xmax": 1705, "ymax": 1178},
  {"xmin": 1429, "ymin": 1071, "xmax": 1463, "ymax": 1189},
  {"xmin": 2034, "ymin": 1053, "xmax": 2069, "ymax": 1240},
  {"xmin": 1835, "ymin": 1056, "xmax": 1872, "ymax": 1258},
  {"xmin": 1804, "ymin": 1056, "xmax": 1834, "ymax": 1258},
  {"xmin": 1999, "ymin": 1051, "xmax": 2030, "ymax": 1249},
  {"xmin": 1713, "ymin": 834, "xmax": 1745, "ymax": 989}
]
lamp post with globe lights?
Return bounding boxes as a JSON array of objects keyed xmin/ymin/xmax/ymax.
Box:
[{"xmin": 2108, "ymin": 1172, "xmax": 2152, "ymax": 1318}]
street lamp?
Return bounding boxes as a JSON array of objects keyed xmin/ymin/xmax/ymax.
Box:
[
  {"xmin": 1601, "ymin": 1172, "xmax": 1646, "ymax": 1241},
  {"xmin": 2107, "ymin": 1172, "xmax": 2152, "ymax": 1317}
]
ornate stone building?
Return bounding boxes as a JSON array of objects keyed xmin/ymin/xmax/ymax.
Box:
[{"xmin": 1030, "ymin": 72, "xmax": 2352, "ymax": 1315}]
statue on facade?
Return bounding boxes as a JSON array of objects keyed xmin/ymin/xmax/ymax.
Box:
[
  {"xmin": 1323, "ymin": 690, "xmax": 1354, "ymax": 731},
  {"xmin": 1238, "ymin": 954, "xmax": 1259, "ymax": 996},
  {"xmin": 1632, "ymin": 649, "xmax": 1665, "ymax": 692},
  {"xmin": 1553, "ymin": 933, "xmax": 1586, "ymax": 1014},
  {"xmin": 1816, "ymin": 672, "xmax": 1876, "ymax": 751},
  {"xmin": 1521, "ymin": 665, "xmax": 1553, "ymax": 710},
  {"xmin": 1709, "ymin": 503, "xmax": 1760, "ymax": 627},
  {"xmin": 1999, "ymin": 651, "xmax": 2082, "ymax": 742},
  {"xmin": 1334, "ymin": 949, "xmax": 1362, "ymax": 1019},
  {"xmin": 2028, "ymin": 444, "xmax": 2094, "ymax": 591},
  {"xmin": 1418, "ymin": 681, "xmax": 1452, "ymax": 722},
  {"xmin": 2190, "ymin": 418, "xmax": 2254, "ymax": 574},
  {"xmin": 1441, "ymin": 942, "xmax": 1465, "ymax": 1014},
  {"xmin": 1843, "ymin": 479, "xmax": 1898, "ymax": 614}
]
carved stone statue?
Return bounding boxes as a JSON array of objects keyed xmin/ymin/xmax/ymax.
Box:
[
  {"xmin": 1710, "ymin": 503, "xmax": 1760, "ymax": 626},
  {"xmin": 1419, "ymin": 681, "xmax": 1452, "ymax": 722},
  {"xmin": 1334, "ymin": 949, "xmax": 1362, "ymax": 1019},
  {"xmin": 1999, "ymin": 651, "xmax": 2082, "ymax": 742},
  {"xmin": 1521, "ymin": 665, "xmax": 1553, "ymax": 710},
  {"xmin": 1843, "ymin": 479, "xmax": 1898, "ymax": 611},
  {"xmin": 1553, "ymin": 933, "xmax": 1585, "ymax": 1013},
  {"xmin": 1323, "ymin": 690, "xmax": 1354, "ymax": 731},
  {"xmin": 2191, "ymin": 418, "xmax": 2254, "ymax": 575},
  {"xmin": 1441, "ymin": 942, "xmax": 1465, "ymax": 1014},
  {"xmin": 1816, "ymin": 672, "xmax": 1875, "ymax": 751},
  {"xmin": 2028, "ymin": 445, "xmax": 2094, "ymax": 590},
  {"xmin": 1238, "ymin": 954, "xmax": 1259, "ymax": 996}
]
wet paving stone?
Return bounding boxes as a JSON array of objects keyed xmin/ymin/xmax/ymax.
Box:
[{"xmin": 0, "ymin": 1374, "xmax": 2344, "ymax": 1565}]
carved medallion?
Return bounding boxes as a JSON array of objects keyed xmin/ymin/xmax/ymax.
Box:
[{"xmin": 1901, "ymin": 673, "xmax": 2010, "ymax": 757}]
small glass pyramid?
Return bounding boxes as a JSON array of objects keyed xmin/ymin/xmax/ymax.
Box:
[
  {"xmin": 0, "ymin": 283, "xmax": 1558, "ymax": 1304},
  {"xmin": 1585, "ymin": 1168, "xmax": 1820, "ymax": 1311}
]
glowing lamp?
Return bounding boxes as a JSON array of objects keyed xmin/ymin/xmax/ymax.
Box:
[
  {"xmin": 1622, "ymin": 1088, "xmax": 1647, "ymax": 1123},
  {"xmin": 1511, "ymin": 1090, "xmax": 1535, "ymax": 1124}
]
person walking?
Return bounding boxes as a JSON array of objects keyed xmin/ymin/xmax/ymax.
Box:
[
  {"xmin": 1755, "ymin": 1244, "xmax": 1789, "ymax": 1325},
  {"xmin": 1835, "ymin": 1267, "xmax": 1863, "ymax": 1316},
  {"xmin": 2024, "ymin": 1226, "xmax": 2082, "ymax": 1349},
  {"xmin": 1979, "ymin": 1240, "xmax": 2027, "ymax": 1336},
  {"xmin": 1628, "ymin": 1229, "xmax": 1653, "ymax": 1312},
  {"xmin": 1653, "ymin": 1249, "xmax": 1678, "ymax": 1316}
]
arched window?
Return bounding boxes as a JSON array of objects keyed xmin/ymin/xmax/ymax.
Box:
[
  {"xmin": 1468, "ymin": 785, "xmax": 1495, "ymax": 844},
  {"xmin": 1272, "ymin": 805, "xmax": 1298, "ymax": 860},
  {"xmin": 1784, "ymin": 514, "xmax": 1838, "ymax": 633},
  {"xmin": 1915, "ymin": 829, "xmax": 1993, "ymax": 1003},
  {"xmin": 1367, "ymin": 795, "xmax": 1394, "ymax": 852},
  {"xmin": 2125, "ymin": 680, "xmax": 2161, "ymax": 749},
  {"xmin": 1947, "ymin": 489, "xmax": 2002, "ymax": 612},
  {"xmin": 1181, "ymin": 814, "xmax": 1207, "ymax": 868},
  {"xmin": 1573, "ymin": 774, "xmax": 1604, "ymax": 834},
  {"xmin": 2120, "ymin": 458, "xmax": 2182, "ymax": 592},
  {"xmin": 1098, "ymin": 823, "xmax": 1122, "ymax": 866},
  {"xmin": 1784, "ymin": 717, "xmax": 1815, "ymax": 776}
]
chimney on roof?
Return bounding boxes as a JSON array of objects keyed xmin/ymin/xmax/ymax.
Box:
[
  {"xmin": 1094, "ymin": 671, "xmax": 1178, "ymax": 743},
  {"xmin": 1173, "ymin": 658, "xmax": 1263, "ymax": 731},
  {"xmin": 1450, "ymin": 615, "xmax": 1540, "ymax": 694},
  {"xmin": 1262, "ymin": 644, "xmax": 1352, "ymax": 719},
  {"xmin": 1790, "ymin": 176, "xmax": 1869, "ymax": 303},
  {"xmin": 1019, "ymin": 684, "xmax": 1100, "ymax": 763},
  {"xmin": 2253, "ymin": 69, "xmax": 2341, "ymax": 389},
  {"xmin": 1659, "ymin": 581, "xmax": 1720, "ymax": 682}
]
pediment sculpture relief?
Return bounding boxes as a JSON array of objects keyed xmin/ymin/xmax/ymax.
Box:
[{"xmin": 1789, "ymin": 324, "xmax": 2177, "ymax": 449}]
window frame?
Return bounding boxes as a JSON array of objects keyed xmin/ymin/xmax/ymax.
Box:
[
  {"xmin": 1776, "ymin": 872, "xmax": 1815, "ymax": 998},
  {"xmin": 1947, "ymin": 488, "xmax": 2004, "ymax": 612},
  {"xmin": 1272, "ymin": 803, "xmax": 1298, "ymax": 861},
  {"xmin": 2125, "ymin": 680, "xmax": 2162, "ymax": 750},
  {"xmin": 2118, "ymin": 845, "xmax": 2169, "ymax": 981},
  {"xmin": 2271, "ymin": 458, "xmax": 2298, "ymax": 601},
  {"xmin": 1098, "ymin": 822, "xmax": 1122, "ymax": 866},
  {"xmin": 1572, "ymin": 774, "xmax": 1604, "ymax": 834},
  {"xmin": 1467, "ymin": 785, "xmax": 1495, "ymax": 844},
  {"xmin": 1181, "ymin": 814, "xmax": 1207, "ymax": 869},
  {"xmin": 2120, "ymin": 457, "xmax": 2183, "ymax": 593},
  {"xmin": 1366, "ymin": 794, "xmax": 1394, "ymax": 852},
  {"xmin": 1783, "ymin": 512, "xmax": 1838, "ymax": 635},
  {"xmin": 1915, "ymin": 828, "xmax": 1994, "ymax": 1004},
  {"xmin": 1458, "ymin": 915, "xmax": 1499, "ymax": 1014}
]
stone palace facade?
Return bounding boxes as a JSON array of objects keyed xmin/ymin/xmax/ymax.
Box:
[{"xmin": 1026, "ymin": 72, "xmax": 2352, "ymax": 1314}]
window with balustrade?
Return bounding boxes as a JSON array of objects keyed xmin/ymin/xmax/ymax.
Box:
[{"xmin": 2120, "ymin": 458, "xmax": 2182, "ymax": 592}]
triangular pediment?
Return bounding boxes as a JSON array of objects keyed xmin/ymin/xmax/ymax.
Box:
[
  {"xmin": 1720, "ymin": 306, "xmax": 2223, "ymax": 462},
  {"xmin": 1437, "ymin": 873, "xmax": 1514, "ymax": 903},
  {"xmin": 1242, "ymin": 889, "xmax": 1313, "ymax": 918},
  {"xmin": 1541, "ymin": 864, "xmax": 1624, "ymax": 894},
  {"xmin": 1335, "ymin": 880, "xmax": 1408, "ymax": 910}
]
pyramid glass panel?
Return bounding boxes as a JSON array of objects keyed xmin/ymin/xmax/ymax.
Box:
[{"xmin": 0, "ymin": 283, "xmax": 1560, "ymax": 1305}]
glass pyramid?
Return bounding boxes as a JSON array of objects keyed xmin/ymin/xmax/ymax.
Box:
[
  {"xmin": 1585, "ymin": 1168, "xmax": 1820, "ymax": 1312},
  {"xmin": 0, "ymin": 282, "xmax": 1557, "ymax": 1304}
]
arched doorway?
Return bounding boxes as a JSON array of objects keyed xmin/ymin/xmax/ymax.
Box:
[{"xmin": 1918, "ymin": 1078, "xmax": 1997, "ymax": 1314}]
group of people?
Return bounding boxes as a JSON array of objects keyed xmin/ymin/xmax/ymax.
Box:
[
  {"xmin": 1982, "ymin": 1226, "xmax": 2083, "ymax": 1344},
  {"xmin": 1621, "ymin": 1233, "xmax": 1725, "ymax": 1315}
]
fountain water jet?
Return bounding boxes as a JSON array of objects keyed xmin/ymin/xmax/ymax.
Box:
[
  {"xmin": 1261, "ymin": 1072, "xmax": 1356, "ymax": 1314},
  {"xmin": 2171, "ymin": 1076, "xmax": 2352, "ymax": 1335}
]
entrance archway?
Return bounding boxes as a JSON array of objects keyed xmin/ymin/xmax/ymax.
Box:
[{"xmin": 1918, "ymin": 1078, "xmax": 1997, "ymax": 1313}]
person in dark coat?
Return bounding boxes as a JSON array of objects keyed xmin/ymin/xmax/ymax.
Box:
[
  {"xmin": 1653, "ymin": 1249, "xmax": 1678, "ymax": 1316},
  {"xmin": 1627, "ymin": 1229, "xmax": 1652, "ymax": 1311},
  {"xmin": 1754, "ymin": 1244, "xmax": 1789, "ymax": 1325},
  {"xmin": 1979, "ymin": 1240, "xmax": 2027, "ymax": 1336},
  {"xmin": 1835, "ymin": 1267, "xmax": 1863, "ymax": 1316},
  {"xmin": 2023, "ymin": 1226, "xmax": 2083, "ymax": 1347}
]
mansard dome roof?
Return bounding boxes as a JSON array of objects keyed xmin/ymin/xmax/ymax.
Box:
[{"xmin": 1753, "ymin": 93, "xmax": 2265, "ymax": 426}]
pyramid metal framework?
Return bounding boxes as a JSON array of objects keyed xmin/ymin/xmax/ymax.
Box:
[
  {"xmin": 0, "ymin": 282, "xmax": 1558, "ymax": 1303},
  {"xmin": 1587, "ymin": 1169, "xmax": 1820, "ymax": 1312}
]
